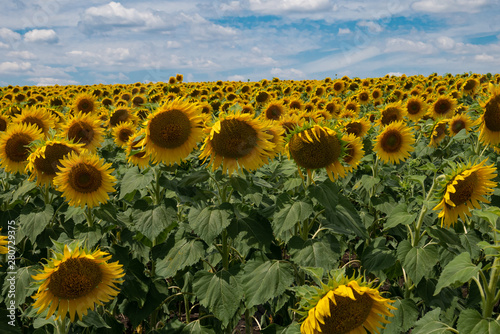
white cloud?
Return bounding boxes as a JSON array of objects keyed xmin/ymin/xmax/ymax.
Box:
[
  {"xmin": 227, "ymin": 74, "xmax": 246, "ymax": 81},
  {"xmin": 7, "ymin": 51, "xmax": 37, "ymax": 60},
  {"xmin": 0, "ymin": 28, "xmax": 21, "ymax": 41},
  {"xmin": 387, "ymin": 72, "xmax": 403, "ymax": 76},
  {"xmin": 67, "ymin": 47, "xmax": 132, "ymax": 66},
  {"xmin": 411, "ymin": 0, "xmax": 490, "ymax": 13},
  {"xmin": 357, "ymin": 21, "xmax": 383, "ymax": 33},
  {"xmin": 0, "ymin": 42, "xmax": 9, "ymax": 49},
  {"xmin": 0, "ymin": 61, "xmax": 31, "ymax": 73},
  {"xmin": 435, "ymin": 36, "xmax": 455, "ymax": 49},
  {"xmin": 248, "ymin": 0, "xmax": 331, "ymax": 13},
  {"xmin": 270, "ymin": 67, "xmax": 305, "ymax": 79},
  {"xmin": 302, "ymin": 46, "xmax": 382, "ymax": 74},
  {"xmin": 385, "ymin": 38, "xmax": 434, "ymax": 54},
  {"xmin": 338, "ymin": 28, "xmax": 352, "ymax": 35},
  {"xmin": 28, "ymin": 77, "xmax": 80, "ymax": 86},
  {"xmin": 24, "ymin": 29, "xmax": 58, "ymax": 43},
  {"xmin": 475, "ymin": 54, "xmax": 495, "ymax": 62},
  {"xmin": 78, "ymin": 1, "xmax": 167, "ymax": 34}
]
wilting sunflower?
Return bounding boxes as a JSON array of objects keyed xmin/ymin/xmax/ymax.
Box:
[
  {"xmin": 433, "ymin": 159, "xmax": 497, "ymax": 228},
  {"xmin": 377, "ymin": 102, "xmax": 406, "ymax": 127},
  {"xmin": 61, "ymin": 112, "xmax": 105, "ymax": 152},
  {"xmin": 448, "ymin": 113, "xmax": 472, "ymax": 136},
  {"xmin": 478, "ymin": 83, "xmax": 500, "ymax": 146},
  {"xmin": 112, "ymin": 121, "xmax": 136, "ymax": 148},
  {"xmin": 32, "ymin": 244, "xmax": 124, "ymax": 322},
  {"xmin": 12, "ymin": 106, "xmax": 56, "ymax": 137},
  {"xmin": 143, "ymin": 98, "xmax": 204, "ymax": 165},
  {"xmin": 297, "ymin": 270, "xmax": 396, "ymax": 334},
  {"xmin": 0, "ymin": 228, "xmax": 7, "ymax": 254},
  {"xmin": 405, "ymin": 96, "xmax": 428, "ymax": 122},
  {"xmin": 343, "ymin": 118, "xmax": 370, "ymax": 138},
  {"xmin": 26, "ymin": 138, "xmax": 83, "ymax": 187},
  {"xmin": 199, "ymin": 111, "xmax": 275, "ymax": 175},
  {"xmin": 373, "ymin": 120, "xmax": 415, "ymax": 164},
  {"xmin": 429, "ymin": 120, "xmax": 448, "ymax": 147},
  {"xmin": 71, "ymin": 93, "xmax": 97, "ymax": 115},
  {"xmin": 430, "ymin": 95, "xmax": 457, "ymax": 119},
  {"xmin": 0, "ymin": 123, "xmax": 44, "ymax": 174},
  {"xmin": 342, "ymin": 133, "xmax": 365, "ymax": 173},
  {"xmin": 286, "ymin": 124, "xmax": 346, "ymax": 181},
  {"xmin": 126, "ymin": 130, "xmax": 150, "ymax": 169},
  {"xmin": 52, "ymin": 150, "xmax": 117, "ymax": 209}
]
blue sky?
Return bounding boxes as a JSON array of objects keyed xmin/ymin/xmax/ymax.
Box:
[{"xmin": 0, "ymin": 0, "xmax": 499, "ymax": 86}]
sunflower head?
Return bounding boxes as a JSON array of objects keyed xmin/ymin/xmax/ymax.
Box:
[
  {"xmin": 478, "ymin": 83, "xmax": 500, "ymax": 146},
  {"xmin": 430, "ymin": 95, "xmax": 457, "ymax": 119},
  {"xmin": 433, "ymin": 159, "xmax": 498, "ymax": 228},
  {"xmin": 342, "ymin": 133, "xmax": 365, "ymax": 173},
  {"xmin": 32, "ymin": 243, "xmax": 124, "ymax": 322},
  {"xmin": 296, "ymin": 269, "xmax": 396, "ymax": 334},
  {"xmin": 377, "ymin": 102, "xmax": 406, "ymax": 127},
  {"xmin": 0, "ymin": 122, "xmax": 44, "ymax": 174},
  {"xmin": 72, "ymin": 93, "xmax": 97, "ymax": 115},
  {"xmin": 126, "ymin": 130, "xmax": 150, "ymax": 169},
  {"xmin": 112, "ymin": 121, "xmax": 136, "ymax": 148},
  {"xmin": 405, "ymin": 96, "xmax": 428, "ymax": 122},
  {"xmin": 429, "ymin": 120, "xmax": 448, "ymax": 147},
  {"xmin": 62, "ymin": 112, "xmax": 105, "ymax": 152},
  {"xmin": 13, "ymin": 106, "xmax": 56, "ymax": 137},
  {"xmin": 261, "ymin": 100, "xmax": 286, "ymax": 121},
  {"xmin": 373, "ymin": 120, "xmax": 415, "ymax": 164}
]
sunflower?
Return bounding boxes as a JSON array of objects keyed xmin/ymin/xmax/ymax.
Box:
[
  {"xmin": 143, "ymin": 98, "xmax": 204, "ymax": 166},
  {"xmin": 126, "ymin": 130, "xmax": 150, "ymax": 169},
  {"xmin": 478, "ymin": 84, "xmax": 500, "ymax": 146},
  {"xmin": 448, "ymin": 113, "xmax": 472, "ymax": 136},
  {"xmin": 52, "ymin": 150, "xmax": 117, "ymax": 209},
  {"xmin": 342, "ymin": 133, "xmax": 364, "ymax": 173},
  {"xmin": 357, "ymin": 90, "xmax": 371, "ymax": 105},
  {"xmin": 433, "ymin": 159, "xmax": 497, "ymax": 228},
  {"xmin": 0, "ymin": 123, "xmax": 44, "ymax": 174},
  {"xmin": 107, "ymin": 107, "xmax": 139, "ymax": 128},
  {"xmin": 289, "ymin": 97, "xmax": 304, "ymax": 111},
  {"xmin": 12, "ymin": 106, "xmax": 56, "ymax": 137},
  {"xmin": 377, "ymin": 102, "xmax": 406, "ymax": 127},
  {"xmin": 343, "ymin": 99, "xmax": 360, "ymax": 115},
  {"xmin": 0, "ymin": 228, "xmax": 7, "ymax": 254},
  {"xmin": 71, "ymin": 93, "xmax": 97, "ymax": 115},
  {"xmin": 0, "ymin": 113, "xmax": 10, "ymax": 132},
  {"xmin": 278, "ymin": 113, "xmax": 303, "ymax": 135},
  {"xmin": 405, "ymin": 96, "xmax": 428, "ymax": 122},
  {"xmin": 343, "ymin": 118, "xmax": 370, "ymax": 138},
  {"xmin": 286, "ymin": 124, "xmax": 345, "ymax": 181},
  {"xmin": 26, "ymin": 138, "xmax": 83, "ymax": 187},
  {"xmin": 332, "ymin": 80, "xmax": 346, "ymax": 94},
  {"xmin": 462, "ymin": 78, "xmax": 480, "ymax": 96},
  {"xmin": 263, "ymin": 120, "xmax": 286, "ymax": 157},
  {"xmin": 371, "ymin": 88, "xmax": 383, "ymax": 101},
  {"xmin": 260, "ymin": 100, "xmax": 287, "ymax": 121},
  {"xmin": 32, "ymin": 244, "xmax": 124, "ymax": 322},
  {"xmin": 429, "ymin": 120, "xmax": 448, "ymax": 147},
  {"xmin": 297, "ymin": 270, "xmax": 396, "ymax": 334},
  {"xmin": 112, "ymin": 121, "xmax": 136, "ymax": 148},
  {"xmin": 199, "ymin": 111, "xmax": 275, "ymax": 175},
  {"xmin": 430, "ymin": 95, "xmax": 457, "ymax": 119},
  {"xmin": 373, "ymin": 120, "xmax": 415, "ymax": 164},
  {"xmin": 61, "ymin": 112, "xmax": 105, "ymax": 152}
]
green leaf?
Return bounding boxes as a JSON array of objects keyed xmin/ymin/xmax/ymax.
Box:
[
  {"xmin": 193, "ymin": 270, "xmax": 243, "ymax": 327},
  {"xmin": 361, "ymin": 237, "xmax": 397, "ymax": 272},
  {"xmin": 434, "ymin": 252, "xmax": 481, "ymax": 296},
  {"xmin": 132, "ymin": 204, "xmax": 177, "ymax": 243},
  {"xmin": 412, "ymin": 308, "xmax": 455, "ymax": 334},
  {"xmin": 241, "ymin": 260, "xmax": 295, "ymax": 308},
  {"xmin": 12, "ymin": 180, "xmax": 37, "ymax": 202},
  {"xmin": 18, "ymin": 205, "xmax": 53, "ymax": 242},
  {"xmin": 401, "ymin": 244, "xmax": 439, "ymax": 285},
  {"xmin": 181, "ymin": 320, "xmax": 216, "ymax": 334},
  {"xmin": 385, "ymin": 203, "xmax": 417, "ymax": 230},
  {"xmin": 156, "ymin": 239, "xmax": 206, "ymax": 278},
  {"xmin": 76, "ymin": 310, "xmax": 111, "ymax": 328},
  {"xmin": 119, "ymin": 167, "xmax": 154, "ymax": 199},
  {"xmin": 261, "ymin": 322, "xmax": 301, "ymax": 334},
  {"xmin": 457, "ymin": 309, "xmax": 500, "ymax": 334},
  {"xmin": 460, "ymin": 233, "xmax": 481, "ymax": 259},
  {"xmin": 383, "ymin": 299, "xmax": 419, "ymax": 334},
  {"xmin": 288, "ymin": 235, "xmax": 341, "ymax": 272},
  {"xmin": 188, "ymin": 205, "xmax": 232, "ymax": 244},
  {"xmin": 177, "ymin": 169, "xmax": 210, "ymax": 187},
  {"xmin": 309, "ymin": 180, "xmax": 368, "ymax": 238},
  {"xmin": 272, "ymin": 201, "xmax": 313, "ymax": 237}
]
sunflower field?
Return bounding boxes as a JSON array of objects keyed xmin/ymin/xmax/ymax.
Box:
[{"xmin": 1, "ymin": 72, "xmax": 500, "ymax": 334}]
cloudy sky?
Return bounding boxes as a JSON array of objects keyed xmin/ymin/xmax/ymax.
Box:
[{"xmin": 0, "ymin": 0, "xmax": 499, "ymax": 86}]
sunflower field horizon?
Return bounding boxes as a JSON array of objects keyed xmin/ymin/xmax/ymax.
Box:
[{"xmin": 1, "ymin": 72, "xmax": 500, "ymax": 333}]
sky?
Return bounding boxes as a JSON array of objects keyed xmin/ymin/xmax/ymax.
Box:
[{"xmin": 0, "ymin": 0, "xmax": 499, "ymax": 86}]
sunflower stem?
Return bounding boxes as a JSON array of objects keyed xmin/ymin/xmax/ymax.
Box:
[
  {"xmin": 222, "ymin": 229, "xmax": 229, "ymax": 270},
  {"xmin": 245, "ymin": 309, "xmax": 252, "ymax": 334},
  {"xmin": 184, "ymin": 294, "xmax": 191, "ymax": 324},
  {"xmin": 483, "ymin": 257, "xmax": 500, "ymax": 318},
  {"xmin": 153, "ymin": 166, "xmax": 162, "ymax": 206},
  {"xmin": 55, "ymin": 317, "xmax": 69, "ymax": 334},
  {"xmin": 85, "ymin": 206, "xmax": 94, "ymax": 228},
  {"xmin": 412, "ymin": 174, "xmax": 437, "ymax": 247}
]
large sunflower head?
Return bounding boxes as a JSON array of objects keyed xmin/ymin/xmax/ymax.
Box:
[
  {"xmin": 478, "ymin": 83, "xmax": 500, "ymax": 146},
  {"xmin": 433, "ymin": 159, "xmax": 497, "ymax": 228},
  {"xmin": 377, "ymin": 102, "xmax": 406, "ymax": 127},
  {"xmin": 32, "ymin": 243, "xmax": 124, "ymax": 322},
  {"xmin": 430, "ymin": 95, "xmax": 458, "ymax": 119},
  {"xmin": 373, "ymin": 120, "xmax": 415, "ymax": 164},
  {"xmin": 0, "ymin": 123, "xmax": 44, "ymax": 174},
  {"xmin": 286, "ymin": 124, "xmax": 346, "ymax": 182},
  {"xmin": 143, "ymin": 98, "xmax": 205, "ymax": 166},
  {"xmin": 296, "ymin": 269, "xmax": 396, "ymax": 334},
  {"xmin": 61, "ymin": 112, "xmax": 105, "ymax": 152},
  {"xmin": 405, "ymin": 96, "xmax": 428, "ymax": 122},
  {"xmin": 71, "ymin": 93, "xmax": 98, "ymax": 115},
  {"xmin": 199, "ymin": 111, "xmax": 275, "ymax": 175},
  {"xmin": 26, "ymin": 138, "xmax": 84, "ymax": 187},
  {"xmin": 52, "ymin": 150, "xmax": 117, "ymax": 209},
  {"xmin": 342, "ymin": 133, "xmax": 365, "ymax": 173},
  {"xmin": 12, "ymin": 106, "xmax": 56, "ymax": 137}
]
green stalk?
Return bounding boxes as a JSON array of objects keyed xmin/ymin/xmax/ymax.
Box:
[
  {"xmin": 412, "ymin": 175, "xmax": 438, "ymax": 247},
  {"xmin": 483, "ymin": 257, "xmax": 500, "ymax": 318},
  {"xmin": 153, "ymin": 166, "xmax": 162, "ymax": 205},
  {"xmin": 184, "ymin": 294, "xmax": 191, "ymax": 324},
  {"xmin": 55, "ymin": 317, "xmax": 69, "ymax": 334},
  {"xmin": 85, "ymin": 206, "xmax": 94, "ymax": 228},
  {"xmin": 245, "ymin": 309, "xmax": 252, "ymax": 334}
]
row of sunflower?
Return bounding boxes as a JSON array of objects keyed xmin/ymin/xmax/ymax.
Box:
[{"xmin": 0, "ymin": 72, "xmax": 500, "ymax": 333}]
